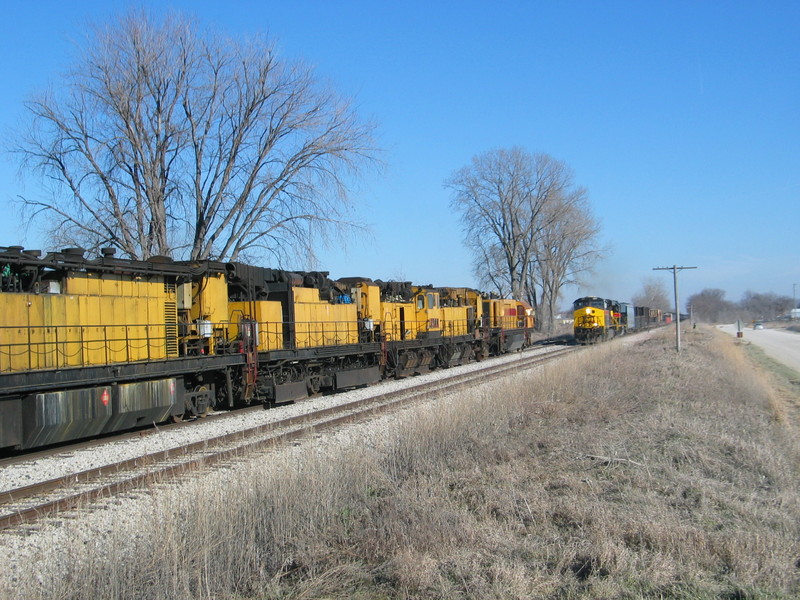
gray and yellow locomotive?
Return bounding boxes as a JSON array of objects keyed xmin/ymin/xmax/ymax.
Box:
[{"xmin": 573, "ymin": 296, "xmax": 663, "ymax": 344}]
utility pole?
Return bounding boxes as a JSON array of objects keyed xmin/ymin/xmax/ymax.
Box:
[{"xmin": 653, "ymin": 265, "xmax": 698, "ymax": 353}]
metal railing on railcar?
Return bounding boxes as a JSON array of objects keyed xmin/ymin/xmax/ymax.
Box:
[{"xmin": 0, "ymin": 323, "xmax": 177, "ymax": 372}]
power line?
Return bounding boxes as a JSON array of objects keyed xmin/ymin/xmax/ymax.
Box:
[{"xmin": 653, "ymin": 265, "xmax": 698, "ymax": 353}]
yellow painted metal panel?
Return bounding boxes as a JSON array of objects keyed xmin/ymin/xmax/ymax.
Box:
[
  {"xmin": 191, "ymin": 274, "xmax": 228, "ymax": 321},
  {"xmin": 63, "ymin": 273, "xmax": 169, "ymax": 299},
  {"xmin": 104, "ymin": 296, "xmax": 125, "ymax": 363},
  {"xmin": 292, "ymin": 287, "xmax": 358, "ymax": 349},
  {"xmin": 228, "ymin": 300, "xmax": 283, "ymax": 351},
  {"xmin": 352, "ymin": 282, "xmax": 381, "ymax": 321},
  {"xmin": 24, "ymin": 296, "xmax": 43, "ymax": 370},
  {"xmin": 88, "ymin": 275, "xmax": 101, "ymax": 296},
  {"xmin": 294, "ymin": 302, "xmax": 358, "ymax": 348},
  {"xmin": 79, "ymin": 295, "xmax": 102, "ymax": 365},
  {"xmin": 0, "ymin": 269, "xmax": 179, "ymax": 373},
  {"xmin": 26, "ymin": 293, "xmax": 79, "ymax": 368},
  {"xmin": 441, "ymin": 306, "xmax": 470, "ymax": 337},
  {"xmin": 38, "ymin": 294, "xmax": 58, "ymax": 369},
  {"xmin": 63, "ymin": 276, "xmax": 85, "ymax": 295},
  {"xmin": 0, "ymin": 295, "xmax": 32, "ymax": 371},
  {"xmin": 60, "ymin": 295, "xmax": 82, "ymax": 368},
  {"xmin": 134, "ymin": 297, "xmax": 150, "ymax": 362}
]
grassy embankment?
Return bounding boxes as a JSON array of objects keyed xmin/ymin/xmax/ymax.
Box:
[{"xmin": 4, "ymin": 326, "xmax": 799, "ymax": 599}]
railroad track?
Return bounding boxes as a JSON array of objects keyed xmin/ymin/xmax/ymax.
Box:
[{"xmin": 0, "ymin": 345, "xmax": 576, "ymax": 531}]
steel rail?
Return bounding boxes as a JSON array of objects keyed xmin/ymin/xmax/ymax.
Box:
[{"xmin": 0, "ymin": 346, "xmax": 576, "ymax": 530}]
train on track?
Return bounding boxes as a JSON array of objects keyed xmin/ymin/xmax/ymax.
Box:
[
  {"xmin": 572, "ymin": 296, "xmax": 662, "ymax": 343},
  {"xmin": 0, "ymin": 245, "xmax": 535, "ymax": 451}
]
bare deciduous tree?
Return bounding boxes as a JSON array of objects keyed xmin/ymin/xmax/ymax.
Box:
[
  {"xmin": 472, "ymin": 243, "xmax": 512, "ymax": 299},
  {"xmin": 447, "ymin": 148, "xmax": 538, "ymax": 301},
  {"xmin": 446, "ymin": 147, "xmax": 601, "ymax": 332},
  {"xmin": 531, "ymin": 195, "xmax": 601, "ymax": 334},
  {"xmin": 15, "ymin": 10, "xmax": 377, "ymax": 262},
  {"xmin": 686, "ymin": 288, "xmax": 736, "ymax": 323},
  {"xmin": 632, "ymin": 277, "xmax": 671, "ymax": 311}
]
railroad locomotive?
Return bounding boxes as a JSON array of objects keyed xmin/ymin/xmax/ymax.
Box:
[
  {"xmin": 572, "ymin": 296, "xmax": 628, "ymax": 343},
  {"xmin": 572, "ymin": 296, "xmax": 663, "ymax": 343},
  {"xmin": 0, "ymin": 246, "xmax": 534, "ymax": 450}
]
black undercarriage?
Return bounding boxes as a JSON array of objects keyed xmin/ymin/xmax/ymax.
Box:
[{"xmin": 0, "ymin": 327, "xmax": 531, "ymax": 451}]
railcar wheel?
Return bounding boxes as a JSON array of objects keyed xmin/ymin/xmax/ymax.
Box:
[{"xmin": 195, "ymin": 385, "xmax": 211, "ymax": 418}]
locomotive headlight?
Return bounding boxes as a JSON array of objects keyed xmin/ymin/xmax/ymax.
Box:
[{"xmin": 585, "ymin": 308, "xmax": 591, "ymax": 314}]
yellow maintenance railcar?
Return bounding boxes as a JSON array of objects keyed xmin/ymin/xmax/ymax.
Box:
[{"xmin": 1, "ymin": 247, "xmax": 538, "ymax": 451}]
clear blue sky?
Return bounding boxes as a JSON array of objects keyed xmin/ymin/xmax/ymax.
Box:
[{"xmin": 1, "ymin": 1, "xmax": 798, "ymax": 309}]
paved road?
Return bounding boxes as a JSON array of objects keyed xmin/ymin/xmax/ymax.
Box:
[{"xmin": 718, "ymin": 324, "xmax": 800, "ymax": 373}]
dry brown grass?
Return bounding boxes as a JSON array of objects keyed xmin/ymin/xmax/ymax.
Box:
[{"xmin": 2, "ymin": 325, "xmax": 798, "ymax": 599}]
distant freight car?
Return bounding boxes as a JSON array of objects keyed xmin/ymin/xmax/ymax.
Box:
[{"xmin": 634, "ymin": 306, "xmax": 662, "ymax": 330}]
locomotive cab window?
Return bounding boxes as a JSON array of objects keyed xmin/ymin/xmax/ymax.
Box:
[
  {"xmin": 427, "ymin": 293, "xmax": 435, "ymax": 309},
  {"xmin": 417, "ymin": 295, "xmax": 425, "ymax": 310},
  {"xmin": 573, "ymin": 298, "xmax": 604, "ymax": 310}
]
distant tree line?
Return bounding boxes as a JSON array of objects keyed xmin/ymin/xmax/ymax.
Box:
[
  {"xmin": 627, "ymin": 279, "xmax": 794, "ymax": 324},
  {"xmin": 687, "ymin": 289, "xmax": 794, "ymax": 323}
]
